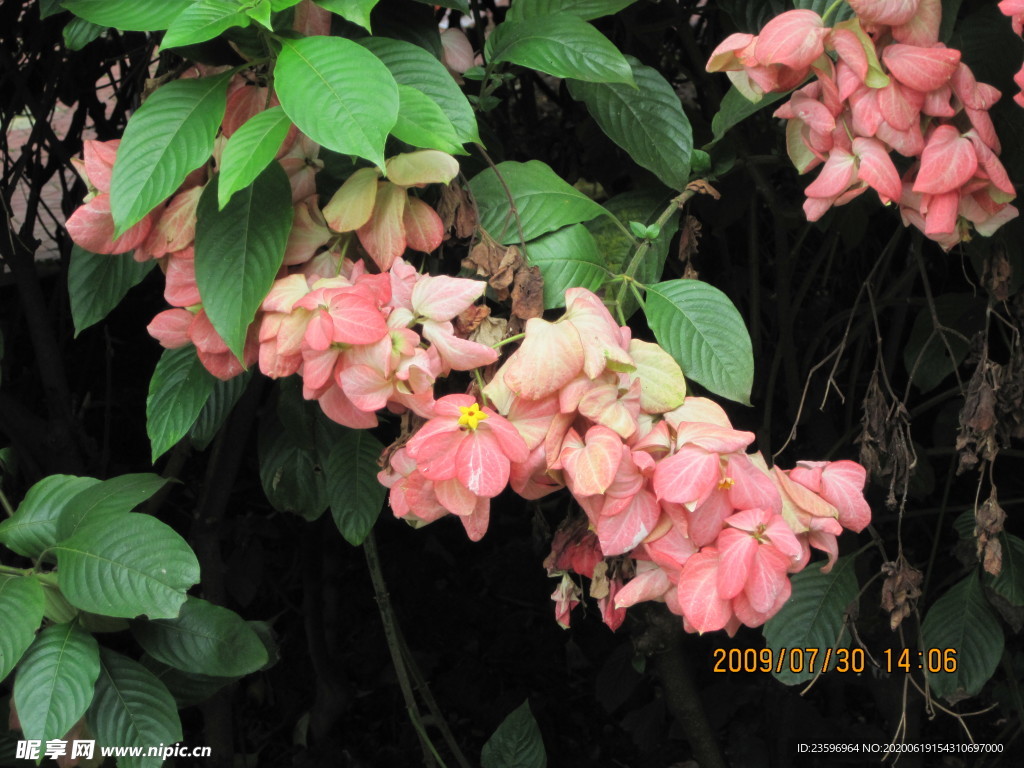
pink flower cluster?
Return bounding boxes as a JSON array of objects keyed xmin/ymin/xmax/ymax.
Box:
[
  {"xmin": 379, "ymin": 287, "xmax": 871, "ymax": 634},
  {"xmin": 707, "ymin": 0, "xmax": 1018, "ymax": 249},
  {"xmin": 1001, "ymin": 0, "xmax": 1024, "ymax": 106},
  {"xmin": 253, "ymin": 257, "xmax": 497, "ymax": 427},
  {"xmin": 66, "ymin": 75, "xmax": 480, "ymax": 423}
]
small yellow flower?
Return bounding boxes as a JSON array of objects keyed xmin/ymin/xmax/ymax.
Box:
[{"xmin": 457, "ymin": 402, "xmax": 489, "ymax": 430}]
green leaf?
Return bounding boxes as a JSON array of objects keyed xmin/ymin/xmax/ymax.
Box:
[
  {"xmin": 707, "ymin": 85, "xmax": 788, "ymax": 148},
  {"xmin": 988, "ymin": 533, "xmax": 1024, "ymax": 607},
  {"xmin": 322, "ymin": 427, "xmax": 385, "ymax": 546},
  {"xmin": 110, "ymin": 74, "xmax": 230, "ymax": 235},
  {"xmin": 275, "ymin": 36, "xmax": 398, "ymax": 170},
  {"xmin": 196, "ymin": 165, "xmax": 292, "ymax": 360},
  {"xmin": 469, "ymin": 160, "xmax": 609, "ymax": 245},
  {"xmin": 246, "ymin": 0, "xmax": 273, "ymax": 29},
  {"xmin": 921, "ymin": 571, "xmax": 1004, "ymax": 701},
  {"xmin": 218, "ymin": 106, "xmax": 292, "ymax": 209},
  {"xmin": 63, "ymin": 16, "xmax": 105, "ymax": 49},
  {"xmin": 146, "ymin": 345, "xmax": 218, "ymax": 462},
  {"xmin": 506, "ymin": 0, "xmax": 636, "ymax": 20},
  {"xmin": 67, "ymin": 246, "xmax": 155, "ymax": 336},
  {"xmin": 525, "ymin": 224, "xmax": 609, "ymax": 309},
  {"xmin": 486, "ymin": 16, "xmax": 634, "ymax": 86},
  {"xmin": 763, "ymin": 556, "xmax": 859, "ymax": 685},
  {"xmin": 644, "ymin": 280, "xmax": 754, "ymax": 404},
  {"xmin": 57, "ymin": 473, "xmax": 170, "ymax": 541},
  {"xmin": 411, "ymin": 0, "xmax": 469, "ymax": 11},
  {"xmin": 315, "ymin": 0, "xmax": 380, "ymax": 31},
  {"xmin": 14, "ymin": 622, "xmax": 100, "ymax": 743},
  {"xmin": 794, "ymin": 0, "xmax": 853, "ymax": 20},
  {"xmin": 190, "ymin": 369, "xmax": 253, "ymax": 449},
  {"xmin": 88, "ymin": 648, "xmax": 182, "ymax": 768},
  {"xmin": 132, "ymin": 596, "xmax": 268, "ymax": 677},
  {"xmin": 62, "ymin": 0, "xmax": 193, "ymax": 30},
  {"xmin": 54, "ymin": 513, "xmax": 201, "ymax": 619},
  {"xmin": 141, "ymin": 655, "xmax": 234, "ymax": 708},
  {"xmin": 360, "ymin": 36, "xmax": 480, "ymax": 145},
  {"xmin": 0, "ymin": 575, "xmax": 45, "ymax": 682},
  {"xmin": 568, "ymin": 58, "xmax": 692, "ymax": 190},
  {"xmin": 481, "ymin": 699, "xmax": 547, "ymax": 768},
  {"xmin": 258, "ymin": 400, "xmax": 328, "ymax": 520},
  {"xmin": 41, "ymin": 0, "xmax": 64, "ymax": 19},
  {"xmin": 0, "ymin": 475, "xmax": 99, "ymax": 559},
  {"xmin": 390, "ymin": 85, "xmax": 465, "ymax": 154},
  {"xmin": 161, "ymin": 0, "xmax": 251, "ymax": 50}
]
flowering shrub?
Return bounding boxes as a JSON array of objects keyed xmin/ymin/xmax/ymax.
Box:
[{"xmin": 5, "ymin": 0, "xmax": 1024, "ymax": 764}]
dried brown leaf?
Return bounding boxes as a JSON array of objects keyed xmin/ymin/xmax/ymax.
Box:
[{"xmin": 511, "ymin": 265, "xmax": 544, "ymax": 320}]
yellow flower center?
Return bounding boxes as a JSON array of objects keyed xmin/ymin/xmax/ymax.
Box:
[
  {"xmin": 718, "ymin": 476, "xmax": 735, "ymax": 491},
  {"xmin": 458, "ymin": 403, "xmax": 489, "ymax": 430}
]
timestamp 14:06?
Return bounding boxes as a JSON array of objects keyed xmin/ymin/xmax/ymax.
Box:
[{"xmin": 712, "ymin": 647, "xmax": 958, "ymax": 674}]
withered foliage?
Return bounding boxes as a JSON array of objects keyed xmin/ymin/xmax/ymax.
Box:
[
  {"xmin": 461, "ymin": 233, "xmax": 524, "ymax": 301},
  {"xmin": 975, "ymin": 490, "xmax": 1006, "ymax": 577},
  {"xmin": 437, "ymin": 181, "xmax": 477, "ymax": 240},
  {"xmin": 880, "ymin": 557, "xmax": 923, "ymax": 631},
  {"xmin": 858, "ymin": 370, "xmax": 915, "ymax": 508}
]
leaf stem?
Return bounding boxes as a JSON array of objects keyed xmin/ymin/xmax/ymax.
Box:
[
  {"xmin": 613, "ymin": 184, "xmax": 699, "ymax": 320},
  {"xmin": 822, "ymin": 0, "xmax": 846, "ymax": 25},
  {"xmin": 364, "ymin": 532, "xmax": 438, "ymax": 768},
  {"xmin": 491, "ymin": 333, "xmax": 525, "ymax": 349},
  {"xmin": 0, "ymin": 564, "xmax": 34, "ymax": 577},
  {"xmin": 0, "ymin": 486, "xmax": 14, "ymax": 518}
]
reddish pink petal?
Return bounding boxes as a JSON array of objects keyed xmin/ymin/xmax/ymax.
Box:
[
  {"xmin": 755, "ymin": 10, "xmax": 827, "ymax": 71},
  {"xmin": 561, "ymin": 425, "xmax": 623, "ymax": 497},
  {"xmin": 706, "ymin": 33, "xmax": 757, "ymax": 73},
  {"xmin": 820, "ymin": 461, "xmax": 871, "ymax": 532},
  {"xmin": 164, "ymin": 252, "xmax": 201, "ymax": 307},
  {"xmin": 330, "ymin": 292, "xmax": 389, "ymax": 345},
  {"xmin": 882, "ymin": 44, "xmax": 960, "ymax": 93},
  {"xmin": 339, "ymin": 364, "xmax": 392, "ymax": 412},
  {"xmin": 716, "ymin": 527, "xmax": 758, "ymax": 600},
  {"xmin": 677, "ymin": 549, "xmax": 733, "ymax": 634},
  {"xmin": 595, "ymin": 489, "xmax": 660, "ymax": 556},
  {"xmin": 457, "ymin": 430, "xmax": 510, "ymax": 497},
  {"xmin": 317, "ymin": 387, "xmax": 378, "ymax": 430},
  {"xmin": 726, "ymin": 454, "xmax": 782, "ymax": 515},
  {"xmin": 81, "ymin": 139, "xmax": 119, "ymax": 193},
  {"xmin": 222, "ymin": 85, "xmax": 271, "ymax": 138},
  {"xmin": 745, "ymin": 545, "xmax": 791, "ymax": 614},
  {"xmin": 804, "ymin": 148, "xmax": 858, "ymax": 198},
  {"xmin": 924, "ymin": 190, "xmax": 961, "ymax": 235},
  {"xmin": 616, "ymin": 564, "xmax": 672, "ymax": 609},
  {"xmin": 892, "ymin": 0, "xmax": 941, "ymax": 46},
  {"xmin": 458, "ymin": 497, "xmax": 491, "ymax": 541},
  {"xmin": 411, "ymin": 275, "xmax": 487, "ymax": 321},
  {"xmin": 501, "ymin": 318, "xmax": 585, "ymax": 400},
  {"xmin": 403, "ymin": 196, "xmax": 445, "ymax": 253},
  {"xmin": 147, "ymin": 309, "xmax": 193, "ymax": 349},
  {"xmin": 847, "ymin": 0, "xmax": 920, "ymax": 26},
  {"xmin": 688, "ymin": 491, "xmax": 733, "ymax": 548},
  {"xmin": 853, "ymin": 137, "xmax": 902, "ymax": 203},
  {"xmin": 914, "ymin": 126, "xmax": 977, "ymax": 195},
  {"xmin": 65, "ymin": 194, "xmax": 153, "ymax": 255},
  {"xmin": 356, "ymin": 183, "xmax": 408, "ymax": 271},
  {"xmin": 434, "ymin": 477, "xmax": 478, "ymax": 517},
  {"xmin": 653, "ymin": 446, "xmax": 720, "ymax": 505}
]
